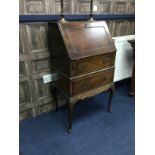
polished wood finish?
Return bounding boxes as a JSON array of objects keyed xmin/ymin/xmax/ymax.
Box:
[
  {"xmin": 70, "ymin": 53, "xmax": 115, "ymax": 77},
  {"xmin": 59, "ymin": 21, "xmax": 116, "ymax": 59},
  {"xmin": 72, "ymin": 67, "xmax": 114, "ymax": 95},
  {"xmin": 48, "ymin": 21, "xmax": 116, "ymax": 133}
]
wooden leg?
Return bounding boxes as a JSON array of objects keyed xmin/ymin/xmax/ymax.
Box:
[
  {"xmin": 67, "ymin": 101, "xmax": 75, "ymax": 133},
  {"xmin": 108, "ymin": 85, "xmax": 115, "ymax": 113},
  {"xmin": 129, "ymin": 63, "xmax": 135, "ymax": 96},
  {"xmin": 52, "ymin": 87, "xmax": 58, "ymax": 112}
]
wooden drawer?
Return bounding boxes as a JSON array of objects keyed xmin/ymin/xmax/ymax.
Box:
[
  {"xmin": 71, "ymin": 68, "xmax": 114, "ymax": 96},
  {"xmin": 70, "ymin": 53, "xmax": 115, "ymax": 77}
]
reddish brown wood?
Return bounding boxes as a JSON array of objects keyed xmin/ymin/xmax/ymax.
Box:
[
  {"xmin": 70, "ymin": 53, "xmax": 115, "ymax": 77},
  {"xmin": 58, "ymin": 21, "xmax": 116, "ymax": 60},
  {"xmin": 48, "ymin": 21, "xmax": 116, "ymax": 133},
  {"xmin": 72, "ymin": 68, "xmax": 114, "ymax": 96}
]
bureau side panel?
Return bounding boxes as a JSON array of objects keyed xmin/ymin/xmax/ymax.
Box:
[{"xmin": 48, "ymin": 23, "xmax": 70, "ymax": 76}]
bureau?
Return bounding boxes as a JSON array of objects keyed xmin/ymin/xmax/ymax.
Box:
[{"xmin": 48, "ymin": 21, "xmax": 116, "ymax": 133}]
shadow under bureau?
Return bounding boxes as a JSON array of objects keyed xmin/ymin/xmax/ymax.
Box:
[{"xmin": 48, "ymin": 21, "xmax": 116, "ymax": 133}]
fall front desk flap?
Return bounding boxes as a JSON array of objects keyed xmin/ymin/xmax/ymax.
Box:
[{"xmin": 53, "ymin": 21, "xmax": 116, "ymax": 60}]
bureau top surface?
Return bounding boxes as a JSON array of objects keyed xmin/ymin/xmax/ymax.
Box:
[{"xmin": 58, "ymin": 21, "xmax": 116, "ymax": 60}]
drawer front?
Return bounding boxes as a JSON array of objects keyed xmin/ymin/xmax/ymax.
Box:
[
  {"xmin": 71, "ymin": 53, "xmax": 115, "ymax": 77},
  {"xmin": 72, "ymin": 68, "xmax": 114, "ymax": 96}
]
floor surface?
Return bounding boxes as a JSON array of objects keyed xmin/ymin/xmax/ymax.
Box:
[{"xmin": 20, "ymin": 80, "xmax": 135, "ymax": 155}]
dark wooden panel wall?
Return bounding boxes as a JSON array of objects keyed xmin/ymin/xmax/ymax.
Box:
[
  {"xmin": 19, "ymin": 0, "xmax": 135, "ymax": 14},
  {"xmin": 19, "ymin": 0, "xmax": 135, "ymax": 121}
]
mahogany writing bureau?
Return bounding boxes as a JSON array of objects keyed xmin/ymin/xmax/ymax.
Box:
[{"xmin": 48, "ymin": 21, "xmax": 116, "ymax": 133}]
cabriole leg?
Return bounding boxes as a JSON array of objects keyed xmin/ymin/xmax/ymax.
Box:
[
  {"xmin": 108, "ymin": 85, "xmax": 115, "ymax": 113},
  {"xmin": 67, "ymin": 101, "xmax": 75, "ymax": 133}
]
